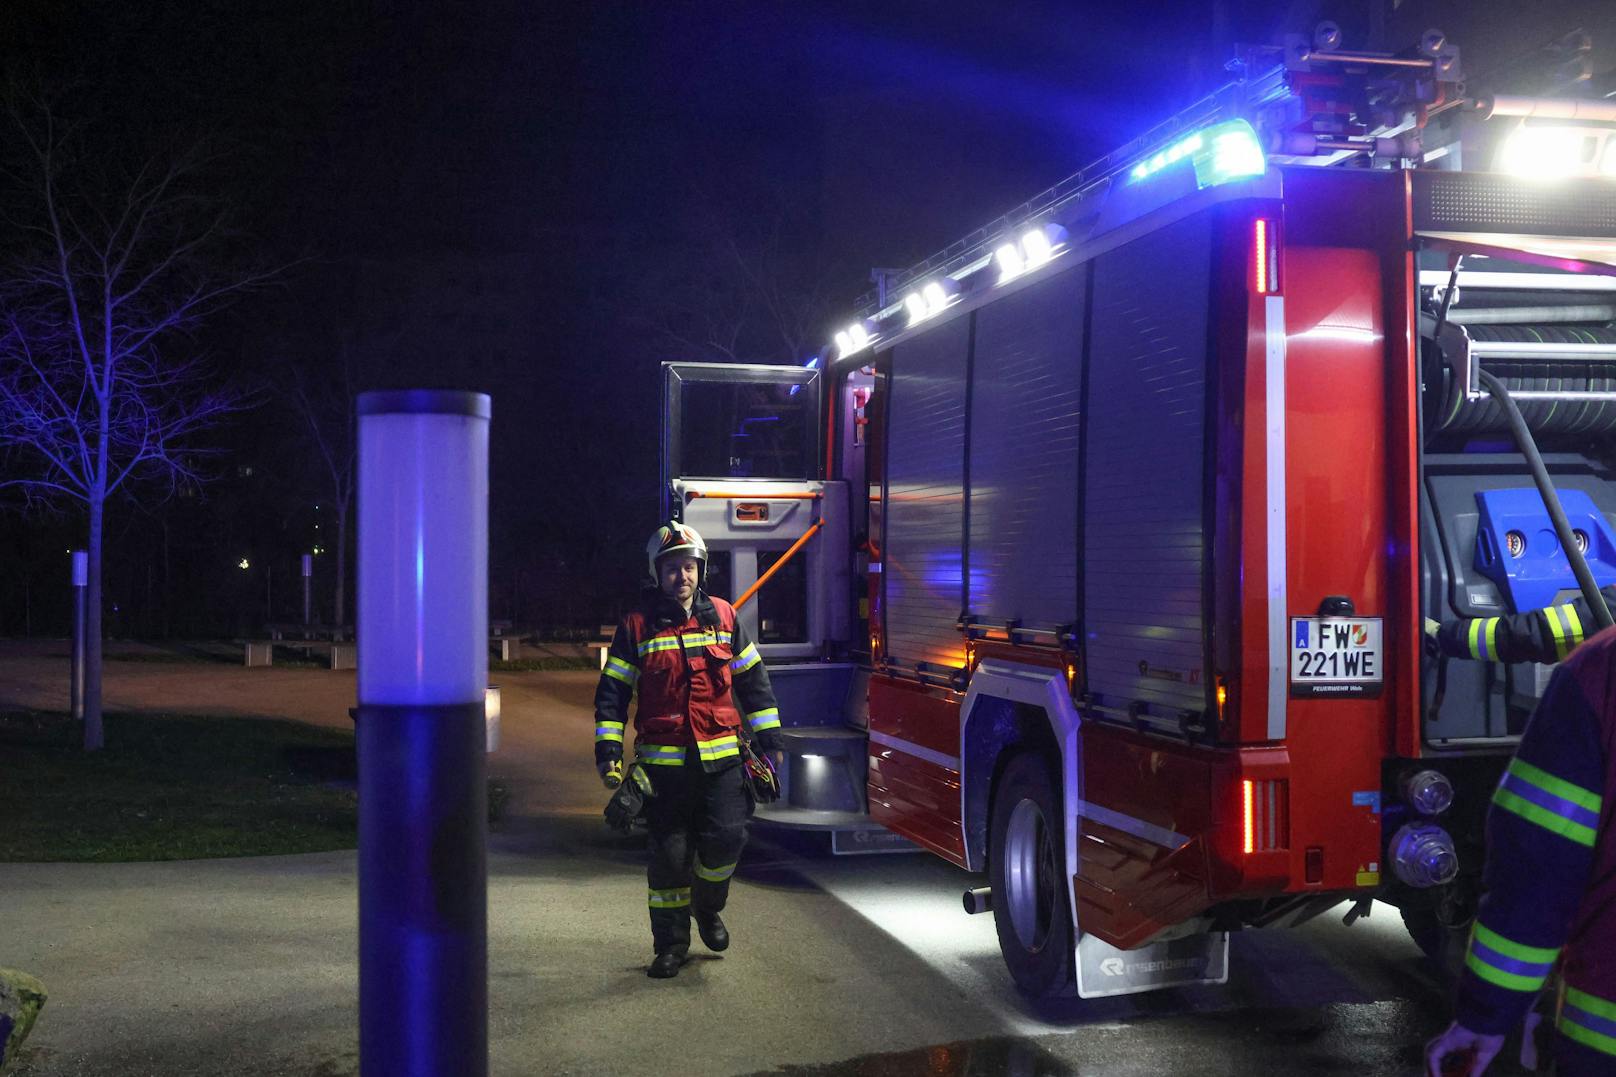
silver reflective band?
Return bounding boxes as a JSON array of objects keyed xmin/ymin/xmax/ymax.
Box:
[
  {"xmin": 1265, "ymin": 295, "xmax": 1288, "ymax": 739},
  {"xmin": 1076, "ymin": 799, "xmax": 1191, "ymax": 850},
  {"xmin": 868, "ymin": 730, "xmax": 961, "ymax": 771}
]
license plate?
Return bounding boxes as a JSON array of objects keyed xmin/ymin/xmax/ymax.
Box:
[{"xmin": 1289, "ymin": 617, "xmax": 1383, "ymax": 697}]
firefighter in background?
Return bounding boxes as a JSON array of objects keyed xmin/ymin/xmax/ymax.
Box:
[
  {"xmin": 1424, "ymin": 624, "xmax": 1616, "ymax": 1075},
  {"xmin": 593, "ymin": 521, "xmax": 784, "ymax": 978},
  {"xmin": 1428, "ymin": 585, "xmax": 1616, "ymax": 665}
]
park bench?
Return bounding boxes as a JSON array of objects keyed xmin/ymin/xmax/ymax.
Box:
[
  {"xmin": 238, "ymin": 640, "xmax": 274, "ymax": 667},
  {"xmin": 265, "ymin": 623, "xmax": 351, "ymax": 642},
  {"xmin": 589, "ymin": 623, "xmax": 615, "ymax": 669},
  {"xmin": 237, "ymin": 638, "xmax": 355, "ymax": 669}
]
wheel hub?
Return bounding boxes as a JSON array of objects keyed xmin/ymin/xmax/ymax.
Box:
[{"xmin": 1004, "ymin": 797, "xmax": 1056, "ymax": 951}]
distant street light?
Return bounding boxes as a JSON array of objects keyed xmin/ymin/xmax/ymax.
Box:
[{"xmin": 238, "ymin": 558, "xmax": 250, "ymax": 570}]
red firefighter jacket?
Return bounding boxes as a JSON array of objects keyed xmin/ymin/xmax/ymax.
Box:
[
  {"xmin": 1455, "ymin": 625, "xmax": 1616, "ymax": 1067},
  {"xmin": 594, "ymin": 588, "xmax": 781, "ymax": 772}
]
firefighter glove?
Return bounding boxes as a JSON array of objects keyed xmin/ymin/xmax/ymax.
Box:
[
  {"xmin": 1422, "ymin": 618, "xmax": 1443, "ymax": 659},
  {"xmin": 603, "ymin": 763, "xmax": 655, "ymax": 832},
  {"xmin": 604, "ymin": 778, "xmax": 643, "ymax": 832},
  {"xmin": 600, "ymin": 758, "xmax": 624, "ymax": 790}
]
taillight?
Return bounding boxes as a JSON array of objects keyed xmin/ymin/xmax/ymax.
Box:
[
  {"xmin": 1251, "ymin": 217, "xmax": 1281, "ymax": 295},
  {"xmin": 1241, "ymin": 778, "xmax": 1290, "ymax": 855},
  {"xmin": 1242, "ymin": 780, "xmax": 1255, "ymax": 854}
]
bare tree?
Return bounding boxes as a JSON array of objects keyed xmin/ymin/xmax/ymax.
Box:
[
  {"xmin": 637, "ymin": 180, "xmax": 842, "ymax": 367},
  {"xmin": 0, "ymin": 100, "xmax": 265, "ymax": 750},
  {"xmin": 282, "ymin": 332, "xmax": 374, "ymax": 634}
]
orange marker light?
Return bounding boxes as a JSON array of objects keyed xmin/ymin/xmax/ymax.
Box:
[{"xmin": 1242, "ymin": 779, "xmax": 1255, "ymax": 854}]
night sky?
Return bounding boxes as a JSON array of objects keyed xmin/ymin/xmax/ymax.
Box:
[{"xmin": 2, "ymin": 1, "xmax": 1615, "ymax": 633}]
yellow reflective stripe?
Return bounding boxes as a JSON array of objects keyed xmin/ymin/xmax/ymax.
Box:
[
  {"xmin": 603, "ymin": 657, "xmax": 638, "ymax": 686},
  {"xmin": 694, "ymin": 859, "xmax": 737, "ymax": 883},
  {"xmin": 637, "ymin": 636, "xmax": 682, "ymax": 657},
  {"xmin": 746, "ymin": 707, "xmax": 781, "ymax": 731},
  {"xmin": 1565, "ymin": 987, "xmax": 1616, "ymax": 1022},
  {"xmin": 696, "ymin": 735, "xmax": 741, "ymax": 761},
  {"xmin": 1563, "ymin": 604, "xmax": 1585, "ymax": 647},
  {"xmin": 1484, "ymin": 618, "xmax": 1498, "ymax": 660},
  {"xmin": 1467, "ymin": 619, "xmax": 1484, "ymax": 660},
  {"xmin": 648, "ymin": 887, "xmax": 691, "ymax": 908},
  {"xmin": 594, "ymin": 720, "xmax": 625, "ymax": 743},
  {"xmin": 1560, "ymin": 986, "xmax": 1616, "ymax": 1057},
  {"xmin": 1545, "ymin": 605, "xmax": 1570, "ymax": 661},
  {"xmin": 637, "ymin": 744, "xmax": 686, "ymax": 765},
  {"xmin": 679, "ymin": 631, "xmax": 731, "ymax": 648},
  {"xmin": 730, "ymin": 643, "xmax": 761, "ymax": 673}
]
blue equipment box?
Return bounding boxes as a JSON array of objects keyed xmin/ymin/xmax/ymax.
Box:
[{"xmin": 1473, "ymin": 487, "xmax": 1616, "ymax": 613}]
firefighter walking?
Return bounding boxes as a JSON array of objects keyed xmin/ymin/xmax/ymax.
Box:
[
  {"xmin": 593, "ymin": 521, "xmax": 784, "ymax": 978},
  {"xmin": 1425, "ymin": 625, "xmax": 1616, "ymax": 1076}
]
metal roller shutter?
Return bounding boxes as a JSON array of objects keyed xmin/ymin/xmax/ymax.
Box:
[
  {"xmin": 1083, "ymin": 214, "xmax": 1212, "ymax": 719},
  {"xmin": 968, "ymin": 267, "xmax": 1085, "ymax": 629},
  {"xmin": 885, "ymin": 317, "xmax": 971, "ymax": 672}
]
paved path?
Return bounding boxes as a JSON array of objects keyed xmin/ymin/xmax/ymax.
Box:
[{"xmin": 0, "ymin": 649, "xmax": 1495, "ymax": 1076}]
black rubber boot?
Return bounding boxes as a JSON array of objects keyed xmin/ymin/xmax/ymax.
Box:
[
  {"xmin": 696, "ymin": 912, "xmax": 729, "ymax": 952},
  {"xmin": 648, "ymin": 950, "xmax": 687, "ymax": 979}
]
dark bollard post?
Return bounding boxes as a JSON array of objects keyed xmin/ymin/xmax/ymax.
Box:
[
  {"xmin": 70, "ymin": 551, "xmax": 86, "ymax": 721},
  {"xmin": 302, "ymin": 553, "xmax": 313, "ymax": 628},
  {"xmin": 356, "ymin": 390, "xmax": 490, "ymax": 1077}
]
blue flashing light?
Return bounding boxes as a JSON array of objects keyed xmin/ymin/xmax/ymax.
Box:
[
  {"xmin": 1130, "ymin": 132, "xmax": 1203, "ymax": 182},
  {"xmin": 1203, "ymin": 122, "xmax": 1267, "ymax": 186},
  {"xmin": 1128, "ymin": 120, "xmax": 1265, "ymax": 190}
]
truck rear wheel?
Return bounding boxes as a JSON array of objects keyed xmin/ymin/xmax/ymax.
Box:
[
  {"xmin": 989, "ymin": 751, "xmax": 1075, "ymax": 997},
  {"xmin": 1400, "ymin": 903, "xmax": 1469, "ymax": 979}
]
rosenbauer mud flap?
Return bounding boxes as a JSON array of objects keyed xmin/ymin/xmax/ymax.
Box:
[{"xmin": 1075, "ymin": 931, "xmax": 1230, "ymax": 998}]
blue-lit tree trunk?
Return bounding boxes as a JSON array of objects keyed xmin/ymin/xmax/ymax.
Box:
[{"xmin": 0, "ymin": 99, "xmax": 267, "ymax": 750}]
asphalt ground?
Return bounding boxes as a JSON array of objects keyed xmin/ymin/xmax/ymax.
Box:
[{"xmin": 0, "ymin": 644, "xmax": 1528, "ymax": 1076}]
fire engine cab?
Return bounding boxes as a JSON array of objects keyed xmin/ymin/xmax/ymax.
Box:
[{"xmin": 658, "ymin": 25, "xmax": 1616, "ymax": 997}]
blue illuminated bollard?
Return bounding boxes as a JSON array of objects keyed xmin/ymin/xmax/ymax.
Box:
[
  {"xmin": 356, "ymin": 390, "xmax": 490, "ymax": 1077},
  {"xmin": 70, "ymin": 551, "xmax": 86, "ymax": 721}
]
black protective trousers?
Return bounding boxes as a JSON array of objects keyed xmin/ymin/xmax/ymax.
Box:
[{"xmin": 643, "ymin": 754, "xmax": 751, "ymax": 955}]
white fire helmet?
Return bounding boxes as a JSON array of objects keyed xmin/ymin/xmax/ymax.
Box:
[{"xmin": 645, "ymin": 520, "xmax": 708, "ymax": 582}]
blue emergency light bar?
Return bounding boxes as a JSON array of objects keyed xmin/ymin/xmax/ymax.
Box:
[
  {"xmin": 1473, "ymin": 487, "xmax": 1616, "ymax": 613},
  {"xmin": 1129, "ymin": 119, "xmax": 1267, "ymax": 189}
]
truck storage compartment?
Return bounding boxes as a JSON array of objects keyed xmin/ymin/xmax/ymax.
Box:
[{"xmin": 1083, "ymin": 213, "xmax": 1214, "ymax": 729}]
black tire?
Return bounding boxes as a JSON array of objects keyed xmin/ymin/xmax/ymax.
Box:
[
  {"xmin": 989, "ymin": 751, "xmax": 1075, "ymax": 998},
  {"xmin": 1400, "ymin": 903, "xmax": 1468, "ymax": 979}
]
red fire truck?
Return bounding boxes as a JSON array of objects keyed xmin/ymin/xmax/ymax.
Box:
[{"xmin": 659, "ymin": 26, "xmax": 1616, "ymax": 997}]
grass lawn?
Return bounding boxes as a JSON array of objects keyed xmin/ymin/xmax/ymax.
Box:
[{"xmin": 0, "ymin": 710, "xmax": 359, "ymax": 862}]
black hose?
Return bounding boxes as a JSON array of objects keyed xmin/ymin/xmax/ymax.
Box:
[{"xmin": 1475, "ymin": 368, "xmax": 1616, "ymax": 630}]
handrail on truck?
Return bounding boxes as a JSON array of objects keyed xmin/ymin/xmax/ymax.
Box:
[
  {"xmin": 686, "ymin": 490, "xmax": 824, "ymax": 501},
  {"xmin": 734, "ymin": 518, "xmax": 825, "ymax": 610}
]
